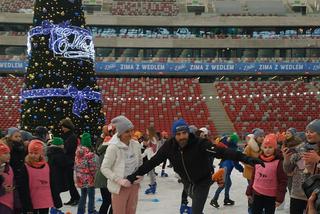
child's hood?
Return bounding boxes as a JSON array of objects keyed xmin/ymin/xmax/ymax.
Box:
[{"xmin": 247, "ymin": 135, "xmax": 260, "ymax": 152}]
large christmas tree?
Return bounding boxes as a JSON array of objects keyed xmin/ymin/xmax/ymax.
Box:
[{"xmin": 21, "ymin": 0, "xmax": 105, "ymax": 138}]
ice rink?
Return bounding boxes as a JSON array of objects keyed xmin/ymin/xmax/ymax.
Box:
[{"xmin": 60, "ymin": 160, "xmax": 290, "ymax": 214}]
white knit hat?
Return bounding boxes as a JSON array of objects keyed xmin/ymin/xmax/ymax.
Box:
[{"xmin": 111, "ymin": 116, "xmax": 134, "ymax": 136}]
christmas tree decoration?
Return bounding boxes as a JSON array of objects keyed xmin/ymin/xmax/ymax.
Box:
[{"xmin": 21, "ymin": 0, "xmax": 105, "ymax": 139}]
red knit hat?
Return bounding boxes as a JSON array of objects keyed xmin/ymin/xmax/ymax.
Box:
[
  {"xmin": 161, "ymin": 131, "xmax": 169, "ymax": 138},
  {"xmin": 0, "ymin": 143, "xmax": 10, "ymax": 156},
  {"xmin": 28, "ymin": 140, "xmax": 44, "ymax": 155},
  {"xmin": 262, "ymin": 134, "xmax": 277, "ymax": 149}
]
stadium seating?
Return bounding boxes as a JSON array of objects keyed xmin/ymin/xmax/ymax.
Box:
[
  {"xmin": 0, "ymin": 77, "xmax": 23, "ymax": 129},
  {"xmin": 214, "ymin": 1, "xmax": 244, "ymax": 16},
  {"xmin": 215, "ymin": 81, "xmax": 320, "ymax": 134},
  {"xmin": 0, "ymin": 0, "xmax": 34, "ymax": 13},
  {"xmin": 111, "ymin": 1, "xmax": 179, "ymax": 16},
  {"xmin": 0, "ymin": 77, "xmax": 216, "ymax": 135},
  {"xmin": 98, "ymin": 77, "xmax": 216, "ymax": 133},
  {"xmin": 246, "ymin": 0, "xmax": 287, "ymax": 16}
]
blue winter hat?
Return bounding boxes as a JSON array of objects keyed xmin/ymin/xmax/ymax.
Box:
[
  {"xmin": 252, "ymin": 128, "xmax": 265, "ymax": 138},
  {"xmin": 172, "ymin": 119, "xmax": 189, "ymax": 136},
  {"xmin": 6, "ymin": 127, "xmax": 20, "ymax": 137},
  {"xmin": 287, "ymin": 127, "xmax": 297, "ymax": 136},
  {"xmin": 306, "ymin": 119, "xmax": 320, "ymax": 134}
]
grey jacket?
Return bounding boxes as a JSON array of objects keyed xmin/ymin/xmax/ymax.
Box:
[
  {"xmin": 283, "ymin": 142, "xmax": 318, "ymax": 201},
  {"xmin": 94, "ymin": 143, "xmax": 108, "ymax": 188}
]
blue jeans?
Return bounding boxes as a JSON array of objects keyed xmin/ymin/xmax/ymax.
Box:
[
  {"xmin": 78, "ymin": 187, "xmax": 95, "ymax": 214},
  {"xmin": 213, "ymin": 173, "xmax": 231, "ymax": 200}
]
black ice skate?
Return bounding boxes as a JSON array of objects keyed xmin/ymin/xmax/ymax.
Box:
[
  {"xmin": 210, "ymin": 199, "xmax": 219, "ymax": 208},
  {"xmin": 224, "ymin": 198, "xmax": 235, "ymax": 206}
]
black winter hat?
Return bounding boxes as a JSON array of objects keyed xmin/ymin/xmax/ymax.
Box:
[{"xmin": 34, "ymin": 126, "xmax": 48, "ymax": 137}]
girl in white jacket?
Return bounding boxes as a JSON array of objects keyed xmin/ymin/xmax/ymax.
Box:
[
  {"xmin": 101, "ymin": 116, "xmax": 142, "ymax": 214},
  {"xmin": 141, "ymin": 136, "xmax": 157, "ymax": 194}
]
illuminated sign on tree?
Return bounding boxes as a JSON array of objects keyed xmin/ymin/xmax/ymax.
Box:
[{"xmin": 27, "ymin": 20, "xmax": 95, "ymax": 61}]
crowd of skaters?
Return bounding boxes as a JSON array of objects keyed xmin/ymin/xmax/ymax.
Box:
[{"xmin": 0, "ymin": 116, "xmax": 319, "ymax": 214}]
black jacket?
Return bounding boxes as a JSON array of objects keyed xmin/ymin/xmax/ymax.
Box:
[
  {"xmin": 6, "ymin": 140, "xmax": 29, "ymax": 211},
  {"xmin": 127, "ymin": 134, "xmax": 245, "ymax": 184},
  {"xmin": 61, "ymin": 130, "xmax": 78, "ymax": 163},
  {"xmin": 47, "ymin": 146, "xmax": 73, "ymax": 208}
]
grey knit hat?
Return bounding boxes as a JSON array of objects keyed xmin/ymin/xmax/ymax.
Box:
[
  {"xmin": 7, "ymin": 127, "xmax": 20, "ymax": 137},
  {"xmin": 189, "ymin": 125, "xmax": 198, "ymax": 134},
  {"xmin": 20, "ymin": 130, "xmax": 34, "ymax": 141},
  {"xmin": 111, "ymin": 116, "xmax": 134, "ymax": 136},
  {"xmin": 252, "ymin": 128, "xmax": 265, "ymax": 138},
  {"xmin": 306, "ymin": 119, "xmax": 320, "ymax": 134},
  {"xmin": 287, "ymin": 127, "xmax": 297, "ymax": 136}
]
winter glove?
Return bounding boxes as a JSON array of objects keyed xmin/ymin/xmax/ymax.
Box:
[
  {"xmin": 241, "ymin": 156, "xmax": 265, "ymax": 167},
  {"xmin": 133, "ymin": 176, "xmax": 144, "ymax": 184},
  {"xmin": 115, "ymin": 178, "xmax": 132, "ymax": 187},
  {"xmin": 126, "ymin": 174, "xmax": 137, "ymax": 183},
  {"xmin": 211, "ymin": 168, "xmax": 226, "ymax": 187},
  {"xmin": 234, "ymin": 161, "xmax": 244, "ymax": 173}
]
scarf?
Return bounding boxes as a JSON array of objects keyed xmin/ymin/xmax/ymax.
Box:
[{"xmin": 259, "ymin": 154, "xmax": 275, "ymax": 162}]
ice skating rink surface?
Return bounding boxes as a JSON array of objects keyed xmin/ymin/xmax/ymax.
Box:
[{"xmin": 60, "ymin": 160, "xmax": 290, "ymax": 214}]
